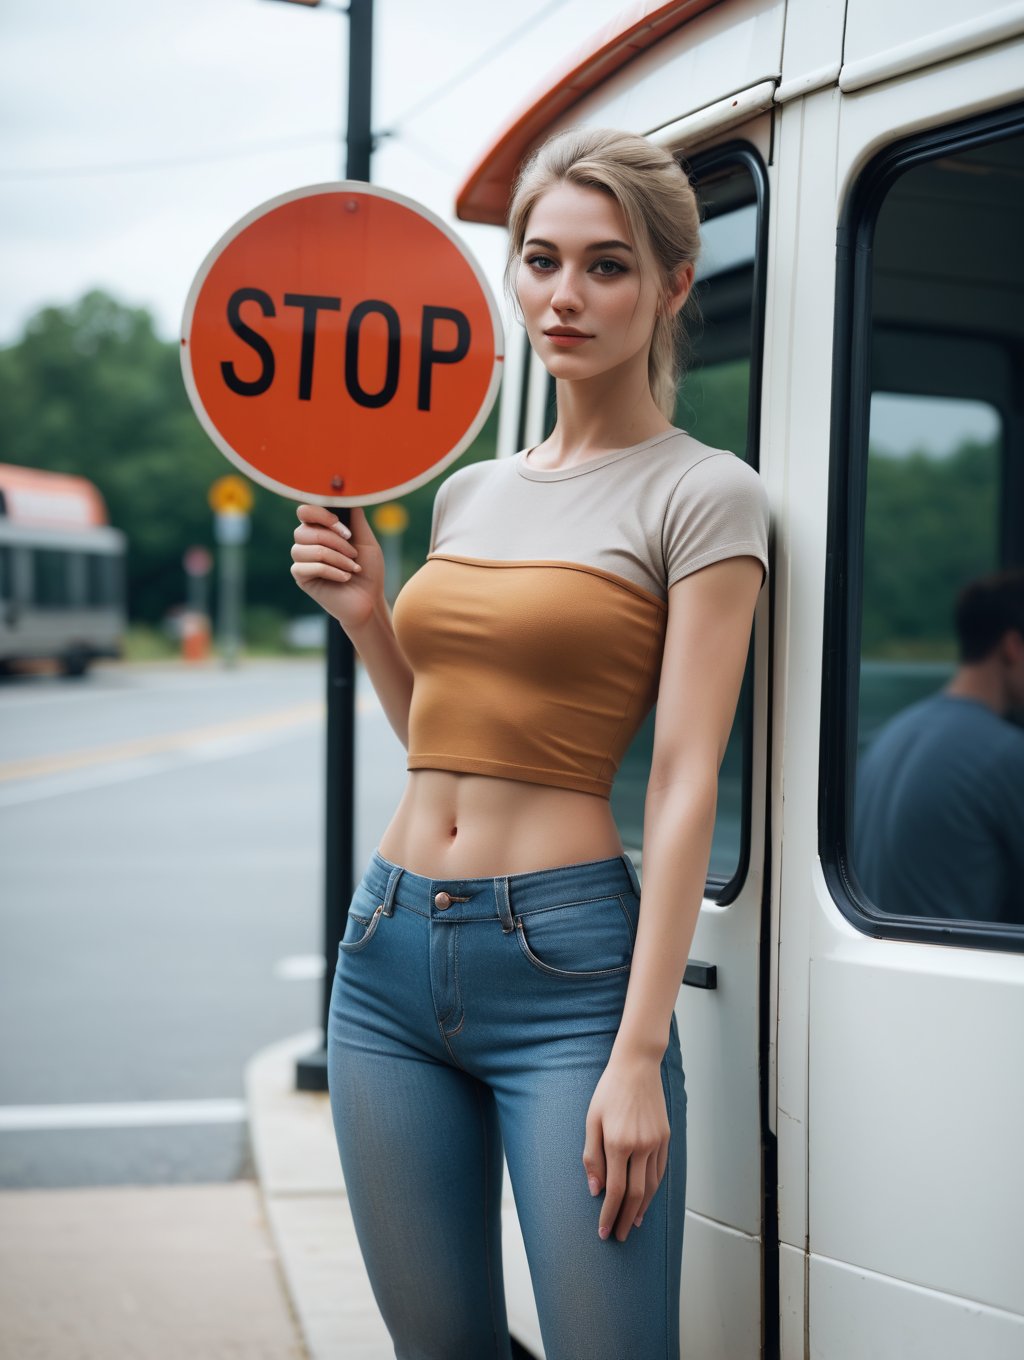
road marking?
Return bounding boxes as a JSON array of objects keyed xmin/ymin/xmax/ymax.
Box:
[
  {"xmin": 0, "ymin": 1098, "xmax": 248, "ymax": 1132},
  {"xmin": 0, "ymin": 700, "xmax": 326, "ymax": 783},
  {"xmin": 274, "ymin": 954, "xmax": 327, "ymax": 980}
]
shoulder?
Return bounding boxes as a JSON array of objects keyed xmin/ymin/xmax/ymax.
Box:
[
  {"xmin": 657, "ymin": 438, "xmax": 770, "ymax": 588},
  {"xmin": 439, "ymin": 456, "xmax": 509, "ymax": 495},
  {"xmin": 664, "ymin": 437, "xmax": 767, "ymax": 500},
  {"xmin": 429, "ymin": 457, "xmax": 512, "ymax": 552}
]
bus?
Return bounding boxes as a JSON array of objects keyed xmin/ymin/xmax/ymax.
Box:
[
  {"xmin": 0, "ymin": 463, "xmax": 127, "ymax": 676},
  {"xmin": 453, "ymin": 3, "xmax": 1024, "ymax": 1357}
]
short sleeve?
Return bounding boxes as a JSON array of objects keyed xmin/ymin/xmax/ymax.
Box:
[
  {"xmin": 663, "ymin": 452, "xmax": 770, "ymax": 590},
  {"xmin": 428, "ymin": 475, "xmax": 451, "ymax": 554}
]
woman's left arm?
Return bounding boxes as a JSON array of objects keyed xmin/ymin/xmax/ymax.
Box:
[{"xmin": 583, "ymin": 552, "xmax": 766, "ymax": 1243}]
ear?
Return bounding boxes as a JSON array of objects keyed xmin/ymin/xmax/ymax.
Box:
[
  {"xmin": 664, "ymin": 262, "xmax": 695, "ymax": 318},
  {"xmin": 1004, "ymin": 626, "xmax": 1024, "ymax": 663}
]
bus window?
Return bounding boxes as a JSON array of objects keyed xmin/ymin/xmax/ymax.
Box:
[
  {"xmin": 612, "ymin": 147, "xmax": 767, "ymax": 894},
  {"xmin": 32, "ymin": 547, "xmax": 74, "ymax": 609},
  {"xmin": 86, "ymin": 552, "xmax": 120, "ymax": 607},
  {"xmin": 840, "ymin": 117, "xmax": 1024, "ymax": 943}
]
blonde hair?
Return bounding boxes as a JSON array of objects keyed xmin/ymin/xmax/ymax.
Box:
[{"xmin": 504, "ymin": 127, "xmax": 701, "ymax": 419}]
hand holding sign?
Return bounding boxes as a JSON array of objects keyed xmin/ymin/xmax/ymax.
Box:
[
  {"xmin": 180, "ymin": 182, "xmax": 503, "ymax": 507},
  {"xmin": 290, "ymin": 503, "xmax": 385, "ymax": 633}
]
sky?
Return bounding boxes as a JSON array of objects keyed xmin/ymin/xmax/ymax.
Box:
[
  {"xmin": 0, "ymin": 0, "xmax": 628, "ymax": 347},
  {"xmin": 0, "ymin": 0, "xmax": 999, "ymax": 459}
]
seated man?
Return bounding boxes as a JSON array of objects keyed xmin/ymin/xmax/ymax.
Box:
[{"xmin": 853, "ymin": 567, "xmax": 1024, "ymax": 925}]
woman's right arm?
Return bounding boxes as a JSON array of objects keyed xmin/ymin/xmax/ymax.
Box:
[{"xmin": 290, "ymin": 503, "xmax": 414, "ymax": 748}]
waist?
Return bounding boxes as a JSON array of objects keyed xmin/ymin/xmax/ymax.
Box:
[
  {"xmin": 364, "ymin": 845, "xmax": 642, "ymax": 921},
  {"xmin": 379, "ymin": 768, "xmax": 624, "ymax": 878}
]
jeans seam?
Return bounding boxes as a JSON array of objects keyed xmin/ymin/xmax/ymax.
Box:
[
  {"xmin": 615, "ymin": 893, "xmax": 638, "ymax": 943},
  {"xmin": 472, "ymin": 1079, "xmax": 503, "ymax": 1360},
  {"xmin": 661, "ymin": 1049, "xmax": 673, "ymax": 1360},
  {"xmin": 517, "ymin": 894, "xmax": 626, "ymax": 917}
]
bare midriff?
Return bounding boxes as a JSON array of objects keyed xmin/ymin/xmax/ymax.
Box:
[{"xmin": 376, "ymin": 768, "xmax": 625, "ymax": 879}]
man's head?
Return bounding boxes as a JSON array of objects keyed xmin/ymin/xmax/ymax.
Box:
[{"xmin": 953, "ymin": 568, "xmax": 1024, "ymax": 714}]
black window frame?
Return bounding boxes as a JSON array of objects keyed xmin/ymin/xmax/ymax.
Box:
[
  {"xmin": 532, "ymin": 140, "xmax": 771, "ymax": 901},
  {"xmin": 822, "ymin": 101, "xmax": 1024, "ymax": 956},
  {"xmin": 683, "ymin": 140, "xmax": 770, "ymax": 904}
]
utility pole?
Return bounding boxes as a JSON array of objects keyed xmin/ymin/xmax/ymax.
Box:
[{"xmin": 263, "ymin": 0, "xmax": 374, "ymax": 1092}]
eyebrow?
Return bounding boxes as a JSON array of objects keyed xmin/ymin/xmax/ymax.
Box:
[{"xmin": 524, "ymin": 237, "xmax": 634, "ymax": 253}]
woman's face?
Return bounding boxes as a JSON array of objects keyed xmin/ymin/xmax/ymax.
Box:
[{"xmin": 515, "ymin": 181, "xmax": 667, "ymax": 385}]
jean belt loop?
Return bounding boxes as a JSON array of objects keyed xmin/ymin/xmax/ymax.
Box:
[
  {"xmin": 382, "ymin": 865, "xmax": 404, "ymax": 917},
  {"xmin": 620, "ymin": 851, "xmax": 642, "ymax": 899},
  {"xmin": 494, "ymin": 876, "xmax": 514, "ymax": 934}
]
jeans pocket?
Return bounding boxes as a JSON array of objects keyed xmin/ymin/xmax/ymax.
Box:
[
  {"xmin": 338, "ymin": 904, "xmax": 384, "ymax": 953},
  {"xmin": 514, "ymin": 893, "xmax": 635, "ymax": 979},
  {"xmin": 338, "ymin": 883, "xmax": 386, "ymax": 954}
]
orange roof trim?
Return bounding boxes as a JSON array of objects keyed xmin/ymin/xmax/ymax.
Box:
[
  {"xmin": 455, "ymin": 0, "xmax": 722, "ymax": 226},
  {"xmin": 0, "ymin": 463, "xmax": 108, "ymax": 528}
]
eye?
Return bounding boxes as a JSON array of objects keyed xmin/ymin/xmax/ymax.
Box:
[
  {"xmin": 592, "ymin": 258, "xmax": 627, "ymax": 276},
  {"xmin": 524, "ymin": 253, "xmax": 556, "ymax": 272}
]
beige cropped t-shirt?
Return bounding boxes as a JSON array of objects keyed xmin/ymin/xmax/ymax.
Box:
[{"xmin": 391, "ymin": 429, "xmax": 770, "ymax": 799}]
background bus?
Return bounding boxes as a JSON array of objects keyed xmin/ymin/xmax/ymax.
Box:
[
  {"xmin": 455, "ymin": 2, "xmax": 1024, "ymax": 1357},
  {"xmin": 0, "ymin": 463, "xmax": 126, "ymax": 677}
]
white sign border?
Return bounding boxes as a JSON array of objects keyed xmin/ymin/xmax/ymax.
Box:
[{"xmin": 180, "ymin": 180, "xmax": 505, "ymax": 507}]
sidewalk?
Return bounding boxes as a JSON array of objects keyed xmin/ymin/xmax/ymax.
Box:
[
  {"xmin": 244, "ymin": 1029, "xmax": 394, "ymax": 1360},
  {"xmin": 0, "ymin": 1030, "xmax": 389, "ymax": 1360},
  {"xmin": 0, "ymin": 1180, "xmax": 308, "ymax": 1359}
]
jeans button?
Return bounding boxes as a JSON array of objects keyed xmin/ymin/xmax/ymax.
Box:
[{"xmin": 434, "ymin": 891, "xmax": 452, "ymax": 910}]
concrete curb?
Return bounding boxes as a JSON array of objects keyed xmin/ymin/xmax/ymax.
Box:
[{"xmin": 244, "ymin": 1031, "xmax": 393, "ymax": 1360}]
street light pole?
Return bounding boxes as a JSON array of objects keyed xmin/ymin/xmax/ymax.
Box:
[{"xmin": 262, "ymin": 0, "xmax": 374, "ymax": 1092}]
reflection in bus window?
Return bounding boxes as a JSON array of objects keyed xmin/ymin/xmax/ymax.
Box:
[
  {"xmin": 849, "ymin": 130, "xmax": 1024, "ymax": 931},
  {"xmin": 611, "ymin": 153, "xmax": 763, "ymax": 887}
]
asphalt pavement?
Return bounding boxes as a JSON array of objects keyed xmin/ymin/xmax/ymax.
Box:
[{"xmin": 0, "ymin": 656, "xmax": 404, "ymax": 1357}]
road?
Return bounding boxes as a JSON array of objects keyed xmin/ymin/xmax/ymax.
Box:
[{"xmin": 0, "ymin": 655, "xmax": 406, "ymax": 1190}]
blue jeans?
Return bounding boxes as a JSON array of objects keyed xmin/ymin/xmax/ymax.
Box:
[{"xmin": 327, "ymin": 848, "xmax": 687, "ymax": 1360}]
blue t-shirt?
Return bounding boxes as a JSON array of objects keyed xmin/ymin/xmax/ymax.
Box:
[{"xmin": 853, "ymin": 692, "xmax": 1024, "ymax": 924}]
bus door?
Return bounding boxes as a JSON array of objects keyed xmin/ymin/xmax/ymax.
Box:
[{"xmin": 789, "ymin": 33, "xmax": 1024, "ymax": 1360}]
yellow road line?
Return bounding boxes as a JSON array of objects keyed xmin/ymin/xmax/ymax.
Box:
[{"xmin": 0, "ymin": 700, "xmax": 326, "ymax": 783}]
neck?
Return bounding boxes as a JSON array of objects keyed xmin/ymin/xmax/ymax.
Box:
[
  {"xmin": 543, "ymin": 359, "xmax": 674, "ymax": 462},
  {"xmin": 943, "ymin": 664, "xmax": 1009, "ymax": 716}
]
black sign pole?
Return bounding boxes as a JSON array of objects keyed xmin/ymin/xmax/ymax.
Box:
[{"xmin": 295, "ymin": 0, "xmax": 374, "ymax": 1092}]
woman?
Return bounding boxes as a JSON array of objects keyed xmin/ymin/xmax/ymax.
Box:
[{"xmin": 289, "ymin": 128, "xmax": 769, "ymax": 1360}]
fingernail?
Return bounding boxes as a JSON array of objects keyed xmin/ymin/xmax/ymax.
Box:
[
  {"xmin": 634, "ymin": 1214, "xmax": 643, "ymax": 1227},
  {"xmin": 332, "ymin": 520, "xmax": 351, "ymax": 538},
  {"xmin": 598, "ymin": 1225, "xmax": 610, "ymax": 1240},
  {"xmin": 587, "ymin": 1177, "xmax": 600, "ymax": 1196}
]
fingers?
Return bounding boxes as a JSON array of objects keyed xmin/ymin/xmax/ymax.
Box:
[
  {"xmin": 585, "ymin": 1126, "xmax": 668, "ymax": 1243},
  {"xmin": 611, "ymin": 1147, "xmax": 650, "ymax": 1245},
  {"xmin": 290, "ymin": 559, "xmax": 356, "ymax": 585},
  {"xmin": 634, "ymin": 1150, "xmax": 662, "ymax": 1231},
  {"xmin": 582, "ymin": 1115, "xmax": 606, "ymax": 1204},
  {"xmin": 293, "ymin": 506, "xmax": 363, "ymax": 583},
  {"xmin": 296, "ymin": 503, "xmax": 352, "ymax": 538}
]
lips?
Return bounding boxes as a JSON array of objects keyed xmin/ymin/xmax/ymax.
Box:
[{"xmin": 543, "ymin": 328, "xmax": 593, "ymax": 348}]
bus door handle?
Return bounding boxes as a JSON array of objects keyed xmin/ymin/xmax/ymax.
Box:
[{"xmin": 683, "ymin": 960, "xmax": 717, "ymax": 989}]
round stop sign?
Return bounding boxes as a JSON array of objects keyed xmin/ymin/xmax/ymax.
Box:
[{"xmin": 180, "ymin": 183, "xmax": 504, "ymax": 505}]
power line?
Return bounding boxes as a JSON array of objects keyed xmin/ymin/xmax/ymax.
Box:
[
  {"xmin": 0, "ymin": 0, "xmax": 574, "ymax": 184},
  {"xmin": 0, "ymin": 132, "xmax": 341, "ymax": 182},
  {"xmin": 382, "ymin": 0, "xmax": 571, "ymax": 132}
]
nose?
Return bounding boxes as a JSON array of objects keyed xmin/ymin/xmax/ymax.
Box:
[{"xmin": 550, "ymin": 265, "xmax": 583, "ymax": 312}]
